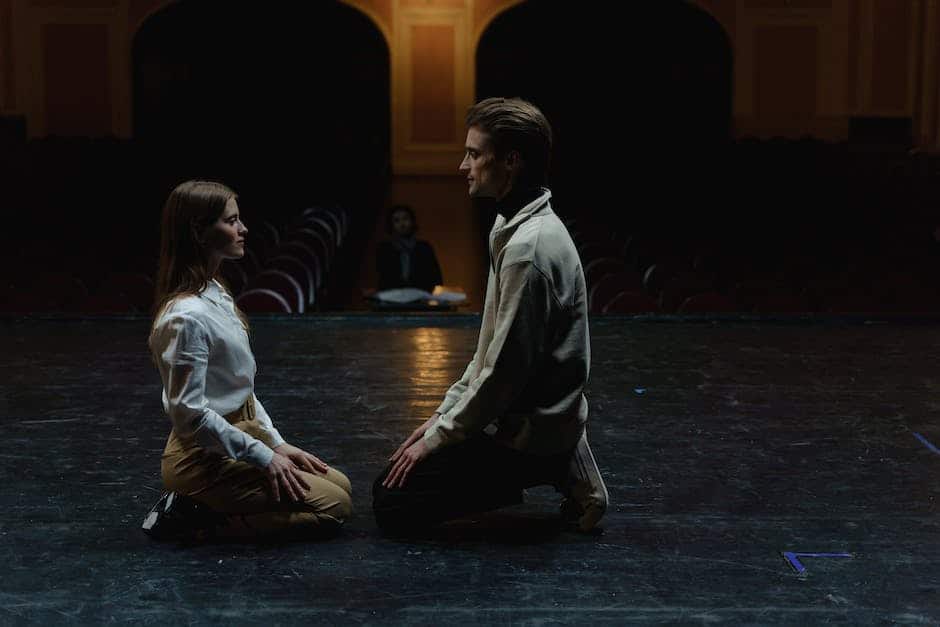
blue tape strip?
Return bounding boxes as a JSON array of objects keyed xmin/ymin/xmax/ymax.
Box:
[
  {"xmin": 913, "ymin": 432, "xmax": 940, "ymax": 456},
  {"xmin": 782, "ymin": 551, "xmax": 806, "ymax": 574},
  {"xmin": 782, "ymin": 551, "xmax": 852, "ymax": 574}
]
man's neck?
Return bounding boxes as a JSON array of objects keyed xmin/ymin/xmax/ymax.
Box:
[{"xmin": 496, "ymin": 185, "xmax": 542, "ymax": 221}]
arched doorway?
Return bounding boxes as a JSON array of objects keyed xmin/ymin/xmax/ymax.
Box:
[
  {"xmin": 132, "ymin": 0, "xmax": 390, "ymax": 221},
  {"xmin": 476, "ymin": 0, "xmax": 732, "ymax": 237}
]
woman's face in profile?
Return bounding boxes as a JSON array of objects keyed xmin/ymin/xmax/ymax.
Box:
[
  {"xmin": 392, "ymin": 210, "xmax": 414, "ymax": 237},
  {"xmin": 203, "ymin": 197, "xmax": 247, "ymax": 260}
]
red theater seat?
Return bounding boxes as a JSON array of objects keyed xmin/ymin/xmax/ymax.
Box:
[
  {"xmin": 266, "ymin": 255, "xmax": 316, "ymax": 306},
  {"xmin": 248, "ymin": 270, "xmax": 305, "ymax": 313},
  {"xmin": 589, "ymin": 271, "xmax": 645, "ymax": 313},
  {"xmin": 584, "ymin": 257, "xmax": 629, "ymax": 288},
  {"xmin": 236, "ymin": 288, "xmax": 292, "ymax": 313},
  {"xmin": 602, "ymin": 290, "xmax": 660, "ymax": 314},
  {"xmin": 677, "ymin": 291, "xmax": 738, "ymax": 313}
]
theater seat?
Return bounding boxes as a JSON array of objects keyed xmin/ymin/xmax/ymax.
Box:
[
  {"xmin": 248, "ymin": 270, "xmax": 305, "ymax": 313},
  {"xmin": 265, "ymin": 255, "xmax": 316, "ymax": 306},
  {"xmin": 75, "ymin": 293, "xmax": 136, "ymax": 314},
  {"xmin": 2, "ymin": 273, "xmax": 89, "ymax": 312},
  {"xmin": 584, "ymin": 257, "xmax": 629, "ymax": 288},
  {"xmin": 96, "ymin": 272, "xmax": 154, "ymax": 313},
  {"xmin": 601, "ymin": 290, "xmax": 659, "ymax": 314},
  {"xmin": 236, "ymin": 288, "xmax": 292, "ymax": 313},
  {"xmin": 279, "ymin": 239, "xmax": 325, "ymax": 287},
  {"xmin": 589, "ymin": 271, "xmax": 645, "ymax": 313},
  {"xmin": 677, "ymin": 291, "xmax": 738, "ymax": 313}
]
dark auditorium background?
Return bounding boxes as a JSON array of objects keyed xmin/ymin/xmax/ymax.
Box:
[{"xmin": 1, "ymin": 0, "xmax": 938, "ymax": 316}]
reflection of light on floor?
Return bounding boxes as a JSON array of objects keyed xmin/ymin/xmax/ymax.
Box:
[
  {"xmin": 408, "ymin": 327, "xmax": 457, "ymax": 390},
  {"xmin": 406, "ymin": 327, "xmax": 466, "ymax": 425}
]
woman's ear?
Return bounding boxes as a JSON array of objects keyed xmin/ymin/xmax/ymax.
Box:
[{"xmin": 191, "ymin": 220, "xmax": 205, "ymax": 245}]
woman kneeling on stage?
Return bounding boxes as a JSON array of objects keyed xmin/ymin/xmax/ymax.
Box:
[{"xmin": 142, "ymin": 180, "xmax": 351, "ymax": 542}]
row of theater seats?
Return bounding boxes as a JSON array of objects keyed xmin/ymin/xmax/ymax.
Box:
[
  {"xmin": 567, "ymin": 219, "xmax": 940, "ymax": 315},
  {"xmin": 225, "ymin": 206, "xmax": 348, "ymax": 313},
  {"xmin": 0, "ymin": 205, "xmax": 347, "ymax": 315},
  {"xmin": 0, "ymin": 271, "xmax": 157, "ymax": 314}
]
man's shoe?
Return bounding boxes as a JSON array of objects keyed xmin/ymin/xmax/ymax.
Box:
[{"xmin": 558, "ymin": 432, "xmax": 609, "ymax": 533}]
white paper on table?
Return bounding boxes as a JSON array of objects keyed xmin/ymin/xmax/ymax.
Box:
[
  {"xmin": 373, "ymin": 288, "xmax": 433, "ymax": 303},
  {"xmin": 430, "ymin": 290, "xmax": 467, "ymax": 303}
]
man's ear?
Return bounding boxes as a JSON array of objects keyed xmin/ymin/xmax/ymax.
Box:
[{"xmin": 505, "ymin": 150, "xmax": 522, "ymax": 172}]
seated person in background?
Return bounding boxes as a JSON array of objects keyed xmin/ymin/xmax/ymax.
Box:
[{"xmin": 376, "ymin": 205, "xmax": 443, "ymax": 293}]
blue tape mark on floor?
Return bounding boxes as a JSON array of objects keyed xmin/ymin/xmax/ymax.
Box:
[
  {"xmin": 782, "ymin": 551, "xmax": 853, "ymax": 575},
  {"xmin": 912, "ymin": 432, "xmax": 940, "ymax": 456}
]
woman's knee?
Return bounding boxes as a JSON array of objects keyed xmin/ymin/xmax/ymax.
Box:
[
  {"xmin": 326, "ymin": 467, "xmax": 353, "ymax": 496},
  {"xmin": 302, "ymin": 475, "xmax": 352, "ymax": 522},
  {"xmin": 316, "ymin": 487, "xmax": 352, "ymax": 525},
  {"xmin": 334, "ymin": 489, "xmax": 352, "ymax": 521}
]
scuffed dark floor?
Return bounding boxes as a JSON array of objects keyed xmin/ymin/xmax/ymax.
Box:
[{"xmin": 1, "ymin": 314, "xmax": 938, "ymax": 624}]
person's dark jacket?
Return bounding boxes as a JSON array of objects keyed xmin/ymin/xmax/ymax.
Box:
[{"xmin": 377, "ymin": 239, "xmax": 443, "ymax": 292}]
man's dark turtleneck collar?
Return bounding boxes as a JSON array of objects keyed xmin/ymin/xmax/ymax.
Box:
[{"xmin": 495, "ymin": 185, "xmax": 544, "ymax": 222}]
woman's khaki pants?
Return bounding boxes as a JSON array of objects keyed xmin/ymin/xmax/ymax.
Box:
[{"xmin": 161, "ymin": 399, "xmax": 351, "ymax": 539}]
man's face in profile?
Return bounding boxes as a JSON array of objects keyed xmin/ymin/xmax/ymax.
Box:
[{"xmin": 459, "ymin": 126, "xmax": 511, "ymax": 200}]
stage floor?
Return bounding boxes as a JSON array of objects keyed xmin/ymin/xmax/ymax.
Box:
[{"xmin": 1, "ymin": 314, "xmax": 938, "ymax": 623}]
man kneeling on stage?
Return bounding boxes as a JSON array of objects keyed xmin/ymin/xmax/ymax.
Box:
[{"xmin": 372, "ymin": 97, "xmax": 608, "ymax": 534}]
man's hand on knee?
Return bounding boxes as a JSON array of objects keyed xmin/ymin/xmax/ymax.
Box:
[
  {"xmin": 383, "ymin": 439, "xmax": 430, "ymax": 489},
  {"xmin": 390, "ymin": 412, "xmax": 440, "ymax": 463}
]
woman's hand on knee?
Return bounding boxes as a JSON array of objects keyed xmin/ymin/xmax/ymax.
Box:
[
  {"xmin": 265, "ymin": 452, "xmax": 311, "ymax": 502},
  {"xmin": 274, "ymin": 443, "xmax": 329, "ymax": 474}
]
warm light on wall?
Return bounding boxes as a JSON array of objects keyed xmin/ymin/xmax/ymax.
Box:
[{"xmin": 0, "ymin": 1, "xmax": 937, "ymax": 147}]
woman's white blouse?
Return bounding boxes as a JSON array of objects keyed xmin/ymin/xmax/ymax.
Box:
[{"xmin": 150, "ymin": 280, "xmax": 285, "ymax": 468}]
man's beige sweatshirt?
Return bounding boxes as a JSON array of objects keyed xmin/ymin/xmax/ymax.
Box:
[{"xmin": 423, "ymin": 188, "xmax": 590, "ymax": 456}]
